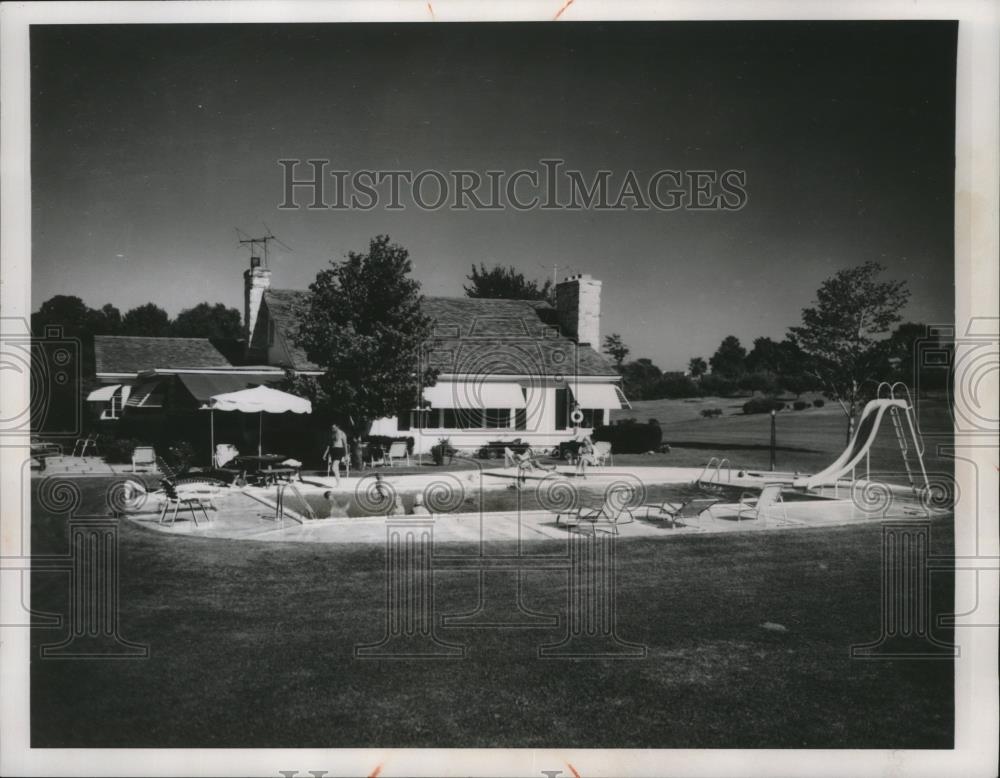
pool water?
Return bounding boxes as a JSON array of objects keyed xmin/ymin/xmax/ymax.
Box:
[{"xmin": 293, "ymin": 479, "xmax": 808, "ymax": 519}]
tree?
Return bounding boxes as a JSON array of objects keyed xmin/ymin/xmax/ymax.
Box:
[
  {"xmin": 687, "ymin": 356, "xmax": 708, "ymax": 378},
  {"xmin": 172, "ymin": 302, "xmax": 243, "ymax": 339},
  {"xmin": 602, "ymin": 333, "xmax": 630, "ymax": 370},
  {"xmin": 789, "ymin": 261, "xmax": 910, "ymax": 442},
  {"xmin": 294, "ymin": 235, "xmax": 437, "ymax": 431},
  {"xmin": 96, "ymin": 303, "xmax": 123, "ymax": 335},
  {"xmin": 464, "ymin": 263, "xmax": 554, "ymax": 302},
  {"xmin": 709, "ymin": 335, "xmax": 746, "ymax": 378},
  {"xmin": 745, "ymin": 336, "xmax": 814, "ymax": 396},
  {"xmin": 620, "ymin": 358, "xmax": 663, "ymax": 400},
  {"xmin": 122, "ymin": 303, "xmax": 172, "ymax": 337}
]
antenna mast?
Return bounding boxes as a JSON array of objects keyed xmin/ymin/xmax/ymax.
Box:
[{"xmin": 236, "ymin": 225, "xmax": 293, "ymax": 269}]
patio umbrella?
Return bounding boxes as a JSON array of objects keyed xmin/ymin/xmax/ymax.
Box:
[{"xmin": 203, "ymin": 385, "xmax": 312, "ymax": 457}]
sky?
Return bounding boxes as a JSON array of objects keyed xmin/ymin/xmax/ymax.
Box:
[{"xmin": 31, "ymin": 21, "xmax": 957, "ymax": 370}]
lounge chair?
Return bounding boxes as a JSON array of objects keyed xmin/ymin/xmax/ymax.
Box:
[
  {"xmin": 735, "ymin": 484, "xmax": 787, "ymax": 524},
  {"xmin": 131, "ymin": 445, "xmax": 157, "ymax": 473},
  {"xmin": 556, "ymin": 489, "xmax": 635, "ymax": 535},
  {"xmin": 643, "ymin": 496, "xmax": 722, "ymax": 528},
  {"xmin": 387, "ymin": 441, "xmax": 410, "ymax": 467}
]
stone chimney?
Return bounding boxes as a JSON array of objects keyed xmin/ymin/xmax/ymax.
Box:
[
  {"xmin": 555, "ymin": 273, "xmax": 602, "ymax": 347},
  {"xmin": 243, "ymin": 256, "xmax": 271, "ymax": 344}
]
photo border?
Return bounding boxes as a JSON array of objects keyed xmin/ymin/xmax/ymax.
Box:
[{"xmin": 2, "ymin": 1, "xmax": 997, "ymax": 776}]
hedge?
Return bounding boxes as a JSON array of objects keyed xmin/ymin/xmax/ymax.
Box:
[
  {"xmin": 593, "ymin": 419, "xmax": 662, "ymax": 453},
  {"xmin": 742, "ymin": 396, "xmax": 786, "ymax": 415}
]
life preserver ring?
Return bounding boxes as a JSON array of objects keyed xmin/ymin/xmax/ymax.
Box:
[{"xmin": 570, "ymin": 408, "xmax": 585, "ymax": 425}]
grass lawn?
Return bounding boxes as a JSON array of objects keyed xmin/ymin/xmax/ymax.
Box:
[
  {"xmin": 612, "ymin": 393, "xmax": 954, "ymax": 480},
  {"xmin": 31, "ymin": 477, "xmax": 954, "ymax": 749}
]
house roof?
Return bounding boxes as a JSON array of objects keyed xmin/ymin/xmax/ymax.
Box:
[
  {"xmin": 264, "ymin": 292, "xmax": 617, "ymax": 378},
  {"xmin": 263, "ymin": 288, "xmax": 320, "ymax": 371},
  {"xmin": 421, "ymin": 297, "xmax": 617, "ymax": 377},
  {"xmin": 94, "ymin": 336, "xmax": 235, "ymax": 376}
]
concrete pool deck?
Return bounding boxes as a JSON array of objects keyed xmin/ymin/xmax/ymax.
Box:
[{"xmin": 123, "ymin": 465, "xmax": 939, "ymax": 544}]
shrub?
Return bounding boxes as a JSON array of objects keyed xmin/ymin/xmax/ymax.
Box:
[
  {"xmin": 793, "ymin": 400, "xmax": 808, "ymax": 411},
  {"xmin": 742, "ymin": 396, "xmax": 785, "ymax": 415},
  {"xmin": 700, "ymin": 408, "xmax": 723, "ymax": 418},
  {"xmin": 97, "ymin": 435, "xmax": 144, "ymax": 464},
  {"xmin": 594, "ymin": 419, "xmax": 662, "ymax": 453},
  {"xmin": 164, "ymin": 440, "xmax": 196, "ymax": 470},
  {"xmin": 813, "ymin": 398, "xmax": 825, "ymax": 408}
]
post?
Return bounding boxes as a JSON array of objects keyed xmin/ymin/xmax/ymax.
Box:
[
  {"xmin": 210, "ymin": 409, "xmax": 215, "ymax": 467},
  {"xmin": 258, "ymin": 411, "xmax": 263, "ymax": 456},
  {"xmin": 769, "ymin": 409, "xmax": 776, "ymax": 472}
]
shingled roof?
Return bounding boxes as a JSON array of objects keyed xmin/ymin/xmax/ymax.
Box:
[
  {"xmin": 263, "ymin": 292, "xmax": 617, "ymax": 378},
  {"xmin": 262, "ymin": 288, "xmax": 319, "ymax": 370},
  {"xmin": 94, "ymin": 336, "xmax": 235, "ymax": 376}
]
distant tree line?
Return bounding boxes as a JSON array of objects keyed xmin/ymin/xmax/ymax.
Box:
[
  {"xmin": 32, "ymin": 295, "xmax": 242, "ymax": 376},
  {"xmin": 602, "ymin": 262, "xmax": 952, "ymax": 436}
]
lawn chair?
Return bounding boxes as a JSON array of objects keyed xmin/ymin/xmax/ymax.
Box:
[
  {"xmin": 557, "ymin": 488, "xmax": 636, "ymax": 535},
  {"xmin": 72, "ymin": 435, "xmax": 99, "ymax": 457},
  {"xmin": 591, "ymin": 441, "xmax": 613, "ymax": 466},
  {"xmin": 736, "ymin": 484, "xmax": 787, "ymax": 524},
  {"xmin": 387, "ymin": 441, "xmax": 410, "ymax": 467},
  {"xmin": 643, "ymin": 496, "xmax": 722, "ymax": 529},
  {"xmin": 157, "ymin": 481, "xmax": 218, "ymax": 526},
  {"xmin": 131, "ymin": 445, "xmax": 157, "ymax": 473}
]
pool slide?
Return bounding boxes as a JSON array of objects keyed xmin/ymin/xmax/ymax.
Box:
[{"xmin": 793, "ymin": 398, "xmax": 909, "ymax": 490}]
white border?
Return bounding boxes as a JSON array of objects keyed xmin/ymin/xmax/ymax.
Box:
[{"xmin": 2, "ymin": 2, "xmax": 997, "ymax": 776}]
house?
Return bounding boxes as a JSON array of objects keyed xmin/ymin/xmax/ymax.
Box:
[
  {"xmin": 241, "ymin": 257, "xmax": 629, "ymax": 453},
  {"xmin": 89, "ymin": 255, "xmax": 629, "ymax": 457}
]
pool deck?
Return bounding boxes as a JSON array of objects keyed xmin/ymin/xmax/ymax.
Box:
[{"xmin": 123, "ymin": 466, "xmax": 940, "ymax": 545}]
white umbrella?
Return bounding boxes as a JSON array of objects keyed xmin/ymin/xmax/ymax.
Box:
[{"xmin": 204, "ymin": 385, "xmax": 312, "ymax": 458}]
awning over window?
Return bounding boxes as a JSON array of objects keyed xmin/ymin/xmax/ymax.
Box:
[
  {"xmin": 422, "ymin": 381, "xmax": 527, "ymax": 409},
  {"xmin": 87, "ymin": 384, "xmax": 121, "ymax": 402},
  {"xmin": 570, "ymin": 383, "xmax": 631, "ymax": 410},
  {"xmin": 126, "ymin": 379, "xmax": 166, "ymax": 409},
  {"xmin": 177, "ymin": 372, "xmax": 283, "ymax": 403}
]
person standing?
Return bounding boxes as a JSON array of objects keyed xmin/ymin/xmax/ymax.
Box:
[{"xmin": 323, "ymin": 423, "xmax": 348, "ymax": 487}]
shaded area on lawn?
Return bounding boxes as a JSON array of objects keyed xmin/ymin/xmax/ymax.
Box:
[{"xmin": 30, "ymin": 477, "xmax": 954, "ymax": 749}]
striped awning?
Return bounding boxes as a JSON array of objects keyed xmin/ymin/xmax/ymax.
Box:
[
  {"xmin": 422, "ymin": 381, "xmax": 527, "ymax": 409},
  {"xmin": 569, "ymin": 383, "xmax": 631, "ymax": 410}
]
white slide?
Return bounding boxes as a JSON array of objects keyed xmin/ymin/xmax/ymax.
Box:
[{"xmin": 794, "ymin": 399, "xmax": 909, "ymax": 490}]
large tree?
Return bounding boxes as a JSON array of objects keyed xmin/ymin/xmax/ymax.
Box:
[
  {"xmin": 709, "ymin": 335, "xmax": 747, "ymax": 378},
  {"xmin": 464, "ymin": 263, "xmax": 554, "ymax": 302},
  {"xmin": 687, "ymin": 356, "xmax": 708, "ymax": 379},
  {"xmin": 602, "ymin": 333, "xmax": 630, "ymax": 371},
  {"xmin": 294, "ymin": 235, "xmax": 437, "ymax": 431},
  {"xmin": 172, "ymin": 302, "xmax": 242, "ymax": 339},
  {"xmin": 122, "ymin": 303, "xmax": 172, "ymax": 337},
  {"xmin": 621, "ymin": 358, "xmax": 663, "ymax": 400},
  {"xmin": 789, "ymin": 261, "xmax": 910, "ymax": 442}
]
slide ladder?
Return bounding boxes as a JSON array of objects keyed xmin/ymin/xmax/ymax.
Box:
[{"xmin": 878, "ymin": 382, "xmax": 930, "ymax": 499}]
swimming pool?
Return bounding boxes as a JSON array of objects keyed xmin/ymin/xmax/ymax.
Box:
[{"xmin": 292, "ymin": 476, "xmax": 828, "ymax": 519}]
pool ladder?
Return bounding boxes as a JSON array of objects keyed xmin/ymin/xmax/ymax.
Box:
[
  {"xmin": 698, "ymin": 457, "xmax": 732, "ymax": 489},
  {"xmin": 274, "ymin": 481, "xmax": 316, "ymax": 522}
]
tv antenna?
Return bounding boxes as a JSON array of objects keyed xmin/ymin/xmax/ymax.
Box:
[{"xmin": 235, "ymin": 224, "xmax": 293, "ymax": 269}]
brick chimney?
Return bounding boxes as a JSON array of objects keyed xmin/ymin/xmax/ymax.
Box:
[
  {"xmin": 243, "ymin": 256, "xmax": 271, "ymax": 344},
  {"xmin": 555, "ymin": 273, "xmax": 602, "ymax": 347}
]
